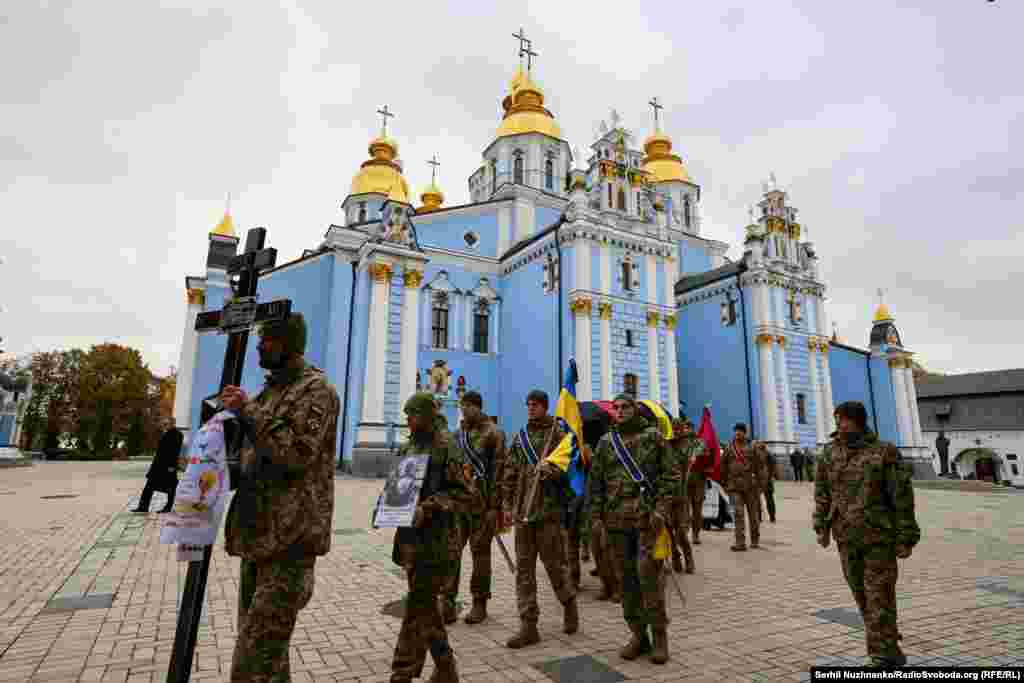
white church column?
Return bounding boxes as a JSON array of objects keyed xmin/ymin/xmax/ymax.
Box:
[
  {"xmin": 647, "ymin": 311, "xmax": 661, "ymax": 403},
  {"xmin": 599, "ymin": 303, "xmax": 612, "ymax": 399},
  {"xmin": 399, "ymin": 269, "xmax": 422, "ymax": 408},
  {"xmin": 421, "ymin": 290, "xmax": 431, "ymax": 347},
  {"xmin": 463, "ymin": 293, "xmax": 472, "ymax": 351},
  {"xmin": 807, "ymin": 339, "xmax": 826, "ymax": 445},
  {"xmin": 889, "ymin": 357, "xmax": 913, "ymax": 446},
  {"xmin": 498, "ymin": 205, "xmax": 511, "ymax": 257},
  {"xmin": 664, "ymin": 315, "xmax": 679, "ymax": 414},
  {"xmin": 362, "ymin": 262, "xmax": 392, "ymax": 423},
  {"xmin": 173, "ymin": 285, "xmax": 204, "ymax": 432},
  {"xmin": 756, "ymin": 333, "xmax": 779, "ymax": 441},
  {"xmin": 776, "ymin": 335, "xmax": 796, "ymax": 444},
  {"xmin": 903, "ymin": 361, "xmax": 924, "ymax": 446},
  {"xmin": 571, "ymin": 298, "xmax": 593, "ymax": 401}
]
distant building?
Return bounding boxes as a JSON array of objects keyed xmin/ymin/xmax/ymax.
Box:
[{"xmin": 916, "ymin": 369, "xmax": 1024, "ymax": 487}]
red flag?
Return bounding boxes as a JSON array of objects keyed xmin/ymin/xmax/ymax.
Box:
[{"xmin": 696, "ymin": 406, "xmax": 722, "ymax": 483}]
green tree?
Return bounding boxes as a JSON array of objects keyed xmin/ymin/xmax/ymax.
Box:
[
  {"xmin": 124, "ymin": 410, "xmax": 146, "ymax": 457},
  {"xmin": 92, "ymin": 399, "xmax": 113, "ymax": 454}
]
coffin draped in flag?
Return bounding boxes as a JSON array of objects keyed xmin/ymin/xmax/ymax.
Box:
[{"xmin": 546, "ymin": 358, "xmax": 587, "ymax": 497}]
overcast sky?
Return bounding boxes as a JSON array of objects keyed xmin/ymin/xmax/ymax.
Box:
[{"xmin": 1, "ymin": 1, "xmax": 1020, "ymax": 377}]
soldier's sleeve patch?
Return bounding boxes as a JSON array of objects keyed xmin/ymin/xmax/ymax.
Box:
[{"xmin": 463, "ymin": 463, "xmax": 473, "ymax": 482}]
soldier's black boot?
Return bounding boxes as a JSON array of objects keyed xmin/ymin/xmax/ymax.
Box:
[
  {"xmin": 506, "ymin": 621, "xmax": 540, "ymax": 649},
  {"xmin": 463, "ymin": 598, "xmax": 487, "ymax": 624},
  {"xmin": 650, "ymin": 627, "xmax": 669, "ymax": 664},
  {"xmin": 671, "ymin": 549, "xmax": 684, "ymax": 573},
  {"xmin": 562, "ymin": 597, "xmax": 579, "ymax": 634},
  {"xmin": 619, "ymin": 625, "xmax": 651, "ymax": 660},
  {"xmin": 428, "ymin": 641, "xmax": 458, "ymax": 683},
  {"xmin": 683, "ymin": 544, "xmax": 695, "ymax": 574}
]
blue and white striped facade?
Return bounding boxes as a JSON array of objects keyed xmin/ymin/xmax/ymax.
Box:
[{"xmin": 174, "ymin": 125, "xmax": 933, "ymax": 477}]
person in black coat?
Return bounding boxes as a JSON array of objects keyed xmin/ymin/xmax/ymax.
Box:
[{"xmin": 132, "ymin": 419, "xmax": 183, "ymax": 513}]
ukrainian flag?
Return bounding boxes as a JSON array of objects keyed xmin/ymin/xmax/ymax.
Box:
[
  {"xmin": 638, "ymin": 400, "xmax": 673, "ymax": 441},
  {"xmin": 546, "ymin": 358, "xmax": 587, "ymax": 497}
]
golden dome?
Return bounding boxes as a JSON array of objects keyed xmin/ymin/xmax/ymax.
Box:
[
  {"xmin": 496, "ymin": 68, "xmax": 562, "ymax": 141},
  {"xmin": 641, "ymin": 129, "xmax": 692, "ymax": 184},
  {"xmin": 873, "ymin": 303, "xmax": 893, "ymax": 322},
  {"xmin": 418, "ymin": 181, "xmax": 444, "ymax": 213},
  {"xmin": 211, "ymin": 210, "xmax": 235, "ymax": 237},
  {"xmin": 350, "ymin": 134, "xmax": 411, "ymax": 202}
]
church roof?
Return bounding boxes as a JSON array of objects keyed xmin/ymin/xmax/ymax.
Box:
[
  {"xmin": 916, "ymin": 368, "xmax": 1024, "ymax": 399},
  {"xmin": 674, "ymin": 261, "xmax": 743, "ymax": 296}
]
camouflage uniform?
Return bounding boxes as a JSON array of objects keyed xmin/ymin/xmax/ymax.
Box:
[
  {"xmin": 814, "ymin": 431, "xmax": 920, "ymax": 666},
  {"xmin": 584, "ymin": 462, "xmax": 619, "ymax": 601},
  {"xmin": 761, "ymin": 446, "xmax": 777, "ymax": 523},
  {"xmin": 441, "ymin": 416, "xmax": 506, "ymax": 624},
  {"xmin": 667, "ymin": 424, "xmax": 701, "ymax": 574},
  {"xmin": 498, "ymin": 414, "xmax": 577, "ymax": 647},
  {"xmin": 720, "ymin": 439, "xmax": 767, "ymax": 550},
  {"xmin": 225, "ymin": 358, "xmax": 340, "ymax": 683},
  {"xmin": 390, "ymin": 393, "xmax": 475, "ymax": 683},
  {"xmin": 591, "ymin": 410, "xmax": 676, "ymax": 664}
]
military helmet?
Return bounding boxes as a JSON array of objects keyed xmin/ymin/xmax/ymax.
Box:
[{"xmin": 258, "ymin": 313, "xmax": 307, "ymax": 356}]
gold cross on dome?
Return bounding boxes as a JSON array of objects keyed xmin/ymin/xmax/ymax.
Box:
[
  {"xmin": 377, "ymin": 105, "xmax": 394, "ymax": 137},
  {"xmin": 512, "ymin": 28, "xmax": 529, "ymax": 59},
  {"xmin": 521, "ymin": 41, "xmax": 538, "ymax": 71}
]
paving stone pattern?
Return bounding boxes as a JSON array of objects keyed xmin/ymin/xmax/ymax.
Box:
[{"xmin": 0, "ymin": 461, "xmax": 1022, "ymax": 682}]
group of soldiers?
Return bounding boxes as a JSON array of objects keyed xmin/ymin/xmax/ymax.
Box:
[
  {"xmin": 212, "ymin": 313, "xmax": 921, "ymax": 683},
  {"xmin": 386, "ymin": 386, "xmax": 790, "ymax": 682}
]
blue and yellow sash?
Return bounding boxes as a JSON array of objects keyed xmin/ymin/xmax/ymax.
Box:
[
  {"xmin": 458, "ymin": 429, "xmax": 486, "ymax": 480},
  {"xmin": 610, "ymin": 431, "xmax": 653, "ymax": 497},
  {"xmin": 517, "ymin": 428, "xmax": 539, "ymax": 466}
]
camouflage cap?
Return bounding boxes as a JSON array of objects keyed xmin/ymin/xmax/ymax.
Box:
[
  {"xmin": 404, "ymin": 392, "xmax": 438, "ymax": 418},
  {"xmin": 258, "ymin": 313, "xmax": 307, "ymax": 356},
  {"xmin": 613, "ymin": 393, "xmax": 636, "ymax": 405}
]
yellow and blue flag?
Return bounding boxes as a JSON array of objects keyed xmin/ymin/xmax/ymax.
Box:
[{"xmin": 546, "ymin": 358, "xmax": 587, "ymax": 497}]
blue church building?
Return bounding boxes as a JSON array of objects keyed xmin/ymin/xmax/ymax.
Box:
[{"xmin": 172, "ymin": 60, "xmax": 934, "ymax": 478}]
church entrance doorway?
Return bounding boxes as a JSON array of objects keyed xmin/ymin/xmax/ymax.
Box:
[{"xmin": 954, "ymin": 448, "xmax": 1002, "ymax": 483}]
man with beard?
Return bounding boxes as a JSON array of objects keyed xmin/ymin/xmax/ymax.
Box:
[
  {"xmin": 720, "ymin": 423, "xmax": 767, "ymax": 551},
  {"xmin": 497, "ymin": 389, "xmax": 578, "ymax": 649},
  {"xmin": 389, "ymin": 392, "xmax": 474, "ymax": 682},
  {"xmin": 666, "ymin": 417, "xmax": 702, "ymax": 574},
  {"xmin": 219, "ymin": 313, "xmax": 340, "ymax": 682},
  {"xmin": 591, "ymin": 393, "xmax": 675, "ymax": 665},
  {"xmin": 814, "ymin": 401, "xmax": 920, "ymax": 668},
  {"xmin": 441, "ymin": 391, "xmax": 506, "ymax": 626}
]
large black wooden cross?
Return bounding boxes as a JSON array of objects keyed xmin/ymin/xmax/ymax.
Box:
[{"xmin": 166, "ymin": 227, "xmax": 290, "ymax": 683}]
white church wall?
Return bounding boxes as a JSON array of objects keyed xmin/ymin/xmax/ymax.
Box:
[{"xmin": 923, "ymin": 429, "xmax": 1024, "ymax": 486}]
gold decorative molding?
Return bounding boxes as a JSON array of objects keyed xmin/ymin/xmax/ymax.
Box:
[
  {"xmin": 186, "ymin": 288, "xmax": 205, "ymax": 306},
  {"xmin": 569, "ymin": 296, "xmax": 593, "ymax": 316},
  {"xmin": 888, "ymin": 357, "xmax": 906, "ymax": 369},
  {"xmin": 598, "ymin": 302, "xmax": 613, "ymax": 320},
  {"xmin": 755, "ymin": 333, "xmax": 775, "ymax": 346},
  {"xmin": 646, "ymin": 311, "xmax": 660, "ymax": 327},
  {"xmin": 368, "ymin": 262, "xmax": 393, "ymax": 283},
  {"xmin": 808, "ymin": 338, "xmax": 819, "ymax": 352},
  {"xmin": 663, "ymin": 314, "xmax": 677, "ymax": 330},
  {"xmin": 776, "ymin": 335, "xmax": 787, "ymax": 348},
  {"xmin": 403, "ymin": 269, "xmax": 423, "ymax": 288}
]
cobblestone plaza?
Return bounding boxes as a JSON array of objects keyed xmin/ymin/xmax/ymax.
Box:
[{"xmin": 0, "ymin": 461, "xmax": 1020, "ymax": 682}]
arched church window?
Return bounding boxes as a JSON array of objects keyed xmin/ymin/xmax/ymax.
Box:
[
  {"xmin": 545, "ymin": 158, "xmax": 554, "ymax": 190},
  {"xmin": 621, "ymin": 259, "xmax": 632, "ymax": 292},
  {"xmin": 617, "ymin": 188, "xmax": 626, "ymax": 211},
  {"xmin": 431, "ymin": 293, "xmax": 449, "ymax": 349},
  {"xmin": 636, "ymin": 193, "xmax": 641, "ymax": 215},
  {"xmin": 514, "ymin": 153, "xmax": 524, "ymax": 185},
  {"xmin": 624, "ymin": 373, "xmax": 638, "ymax": 395},
  {"xmin": 683, "ymin": 195, "xmax": 691, "ymax": 228},
  {"xmin": 358, "ymin": 202, "xmax": 367, "ymax": 223},
  {"xmin": 796, "ymin": 394, "xmax": 807, "ymax": 425},
  {"xmin": 490, "ymin": 160, "xmax": 497, "ymax": 195},
  {"xmin": 607, "ymin": 184, "xmax": 613, "ymax": 206},
  {"xmin": 473, "ymin": 300, "xmax": 490, "ymax": 354}
]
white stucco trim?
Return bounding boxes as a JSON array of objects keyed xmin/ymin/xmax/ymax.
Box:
[
  {"xmin": 497, "ymin": 205, "xmax": 511, "ymax": 257},
  {"xmin": 362, "ymin": 269, "xmax": 390, "ymax": 423},
  {"xmin": 421, "ymin": 247, "xmax": 501, "ymax": 275},
  {"xmin": 647, "ymin": 317, "xmax": 661, "ymax": 404},
  {"xmin": 492, "ymin": 299, "xmax": 501, "ymax": 354},
  {"xmin": 575, "ymin": 313, "xmax": 593, "ymax": 401},
  {"xmin": 758, "ymin": 340, "xmax": 779, "ymax": 441},
  {"xmin": 600, "ymin": 314, "xmax": 612, "ymax": 399},
  {"xmin": 890, "ymin": 360, "xmax": 912, "ymax": 447},
  {"xmin": 646, "ymin": 254, "xmax": 658, "ymax": 303},
  {"xmin": 903, "ymin": 366, "xmax": 925, "ymax": 447},
  {"xmin": 463, "ymin": 293, "xmax": 472, "ymax": 351},
  {"xmin": 665, "ymin": 324, "xmax": 679, "ymax": 413},
  {"xmin": 808, "ymin": 346, "xmax": 826, "ymax": 445},
  {"xmin": 399, "ymin": 282, "xmax": 419, "ymax": 409},
  {"xmin": 821, "ymin": 350, "xmax": 835, "ymax": 433}
]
